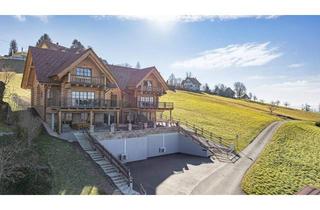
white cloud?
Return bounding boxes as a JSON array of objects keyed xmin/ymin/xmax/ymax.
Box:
[
  {"xmin": 253, "ymin": 75, "xmax": 320, "ymax": 108},
  {"xmin": 14, "ymin": 15, "xmax": 26, "ymax": 22},
  {"xmin": 247, "ymin": 75, "xmax": 287, "ymax": 80},
  {"xmin": 36, "ymin": 16, "xmax": 49, "ymax": 23},
  {"xmin": 171, "ymin": 42, "xmax": 282, "ymax": 70},
  {"xmin": 288, "ymin": 63, "xmax": 304, "ymax": 68},
  {"xmin": 13, "ymin": 15, "xmax": 49, "ymax": 23},
  {"xmin": 93, "ymin": 15, "xmax": 279, "ymax": 23}
]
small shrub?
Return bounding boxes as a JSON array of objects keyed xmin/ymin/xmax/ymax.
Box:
[{"xmin": 316, "ymin": 121, "xmax": 320, "ymax": 127}]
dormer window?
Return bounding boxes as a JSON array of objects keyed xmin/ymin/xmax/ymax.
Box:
[
  {"xmin": 76, "ymin": 67, "xmax": 92, "ymax": 77},
  {"xmin": 143, "ymin": 80, "xmax": 152, "ymax": 89}
]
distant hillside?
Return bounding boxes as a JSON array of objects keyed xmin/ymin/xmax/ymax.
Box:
[
  {"xmin": 0, "ymin": 58, "xmax": 25, "ymax": 73},
  {"xmin": 160, "ymin": 90, "xmax": 320, "ymax": 151}
]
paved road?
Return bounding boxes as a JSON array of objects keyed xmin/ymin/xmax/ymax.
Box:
[{"xmin": 191, "ymin": 121, "xmax": 285, "ymax": 195}]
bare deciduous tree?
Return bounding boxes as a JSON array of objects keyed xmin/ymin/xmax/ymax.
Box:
[
  {"xmin": 0, "ymin": 68, "xmax": 15, "ymax": 86},
  {"xmin": 234, "ymin": 82, "xmax": 247, "ymax": 98},
  {"xmin": 253, "ymin": 95, "xmax": 258, "ymax": 101},
  {"xmin": 302, "ymin": 104, "xmax": 311, "ymax": 112},
  {"xmin": 0, "ymin": 70, "xmax": 15, "ymax": 102},
  {"xmin": 268, "ymin": 101, "xmax": 277, "ymax": 115},
  {"xmin": 284, "ymin": 102, "xmax": 290, "ymax": 107}
]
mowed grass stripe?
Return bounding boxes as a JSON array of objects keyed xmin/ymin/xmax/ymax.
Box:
[
  {"xmin": 161, "ymin": 90, "xmax": 280, "ymax": 151},
  {"xmin": 242, "ymin": 121, "xmax": 320, "ymax": 194}
]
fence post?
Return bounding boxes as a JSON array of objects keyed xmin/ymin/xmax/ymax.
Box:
[
  {"xmin": 235, "ymin": 134, "xmax": 239, "ymax": 152},
  {"xmin": 201, "ymin": 128, "xmax": 204, "ymax": 136}
]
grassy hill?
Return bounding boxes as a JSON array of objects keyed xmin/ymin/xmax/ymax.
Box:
[
  {"xmin": 242, "ymin": 121, "xmax": 320, "ymax": 194},
  {"xmin": 0, "ymin": 72, "xmax": 30, "ymax": 110},
  {"xmin": 160, "ymin": 90, "xmax": 320, "ymax": 151},
  {"xmin": 34, "ymin": 134, "xmax": 115, "ymax": 194}
]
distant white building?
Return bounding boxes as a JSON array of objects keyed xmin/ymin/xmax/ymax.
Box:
[{"xmin": 181, "ymin": 77, "xmax": 201, "ymax": 91}]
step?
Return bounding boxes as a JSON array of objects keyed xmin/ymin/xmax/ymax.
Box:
[
  {"xmin": 113, "ymin": 176, "xmax": 127, "ymax": 183},
  {"xmin": 101, "ymin": 165, "xmax": 116, "ymax": 170},
  {"xmin": 97, "ymin": 160, "xmax": 110, "ymax": 165}
]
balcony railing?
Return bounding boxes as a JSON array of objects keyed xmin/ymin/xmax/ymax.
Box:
[
  {"xmin": 47, "ymin": 98, "xmax": 120, "ymax": 109},
  {"xmin": 136, "ymin": 101, "xmax": 174, "ymax": 109},
  {"xmin": 47, "ymin": 98, "xmax": 174, "ymax": 110},
  {"xmin": 70, "ymin": 75, "xmax": 105, "ymax": 86},
  {"xmin": 139, "ymin": 86, "xmax": 164, "ymax": 94}
]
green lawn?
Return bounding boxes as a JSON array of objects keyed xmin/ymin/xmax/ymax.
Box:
[
  {"xmin": 160, "ymin": 90, "xmax": 320, "ymax": 151},
  {"xmin": 161, "ymin": 90, "xmax": 281, "ymax": 151},
  {"xmin": 34, "ymin": 134, "xmax": 115, "ymax": 195},
  {"xmin": 0, "ymin": 122, "xmax": 12, "ymax": 132},
  {"xmin": 242, "ymin": 121, "xmax": 320, "ymax": 194}
]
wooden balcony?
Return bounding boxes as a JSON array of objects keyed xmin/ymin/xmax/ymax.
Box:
[
  {"xmin": 47, "ymin": 97, "xmax": 120, "ymax": 109},
  {"xmin": 69, "ymin": 75, "xmax": 118, "ymax": 88},
  {"xmin": 138, "ymin": 86, "xmax": 165, "ymax": 95},
  {"xmin": 123, "ymin": 101, "xmax": 174, "ymax": 110}
]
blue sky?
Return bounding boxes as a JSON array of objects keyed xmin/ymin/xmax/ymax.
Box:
[{"xmin": 0, "ymin": 15, "xmax": 319, "ymax": 109}]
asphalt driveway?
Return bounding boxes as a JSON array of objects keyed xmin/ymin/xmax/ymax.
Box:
[
  {"xmin": 126, "ymin": 154, "xmax": 216, "ymax": 195},
  {"xmin": 191, "ymin": 121, "xmax": 285, "ymax": 194}
]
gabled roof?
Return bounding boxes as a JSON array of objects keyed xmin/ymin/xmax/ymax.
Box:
[
  {"xmin": 182, "ymin": 77, "xmax": 201, "ymax": 86},
  {"xmin": 108, "ymin": 65, "xmax": 168, "ymax": 91},
  {"xmin": 37, "ymin": 40, "xmax": 69, "ymax": 51},
  {"xmin": 28, "ymin": 46, "xmax": 88, "ymax": 83}
]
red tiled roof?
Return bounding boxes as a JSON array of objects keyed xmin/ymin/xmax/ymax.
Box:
[
  {"xmin": 108, "ymin": 64, "xmax": 155, "ymax": 90},
  {"xmin": 296, "ymin": 186, "xmax": 320, "ymax": 195},
  {"xmin": 29, "ymin": 47, "xmax": 88, "ymax": 83}
]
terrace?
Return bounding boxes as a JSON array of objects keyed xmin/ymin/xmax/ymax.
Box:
[{"xmin": 47, "ymin": 98, "xmax": 120, "ymax": 109}]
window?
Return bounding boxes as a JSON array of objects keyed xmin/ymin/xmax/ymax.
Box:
[
  {"xmin": 76, "ymin": 67, "xmax": 92, "ymax": 77},
  {"xmin": 139, "ymin": 96, "xmax": 154, "ymax": 108},
  {"xmin": 71, "ymin": 91, "xmax": 95, "ymax": 107},
  {"xmin": 143, "ymin": 80, "xmax": 153, "ymax": 90}
]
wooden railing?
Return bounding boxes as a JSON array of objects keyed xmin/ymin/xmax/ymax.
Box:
[
  {"xmin": 136, "ymin": 101, "xmax": 174, "ymax": 109},
  {"xmin": 168, "ymin": 118, "xmax": 237, "ymax": 150},
  {"xmin": 47, "ymin": 98, "xmax": 120, "ymax": 109},
  {"xmin": 139, "ymin": 86, "xmax": 164, "ymax": 94},
  {"xmin": 70, "ymin": 75, "xmax": 105, "ymax": 86}
]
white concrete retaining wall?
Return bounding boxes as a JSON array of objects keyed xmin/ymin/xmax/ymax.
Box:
[{"xmin": 99, "ymin": 132, "xmax": 209, "ymax": 163}]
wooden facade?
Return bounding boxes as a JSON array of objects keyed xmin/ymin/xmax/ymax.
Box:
[{"xmin": 21, "ymin": 42, "xmax": 173, "ymax": 133}]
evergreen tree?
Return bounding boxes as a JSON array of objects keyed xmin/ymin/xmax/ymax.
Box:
[
  {"xmin": 136, "ymin": 62, "xmax": 141, "ymax": 69},
  {"xmin": 8, "ymin": 40, "xmax": 18, "ymax": 56},
  {"xmin": 36, "ymin": 33, "xmax": 52, "ymax": 46},
  {"xmin": 71, "ymin": 39, "xmax": 85, "ymax": 49}
]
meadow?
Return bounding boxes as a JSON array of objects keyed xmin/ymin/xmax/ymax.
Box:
[
  {"xmin": 241, "ymin": 121, "xmax": 320, "ymax": 194},
  {"xmin": 34, "ymin": 134, "xmax": 115, "ymax": 195},
  {"xmin": 160, "ymin": 90, "xmax": 320, "ymax": 151}
]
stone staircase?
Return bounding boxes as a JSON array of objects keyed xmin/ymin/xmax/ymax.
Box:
[{"xmin": 73, "ymin": 132, "xmax": 139, "ymax": 195}]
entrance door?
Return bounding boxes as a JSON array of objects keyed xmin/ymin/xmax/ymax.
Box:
[
  {"xmin": 104, "ymin": 113, "xmax": 115, "ymax": 125},
  {"xmin": 111, "ymin": 94, "xmax": 117, "ymax": 107}
]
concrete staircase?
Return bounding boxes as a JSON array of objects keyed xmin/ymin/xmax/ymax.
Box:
[
  {"xmin": 73, "ymin": 132, "xmax": 139, "ymax": 195},
  {"xmin": 178, "ymin": 126, "xmax": 240, "ymax": 163}
]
